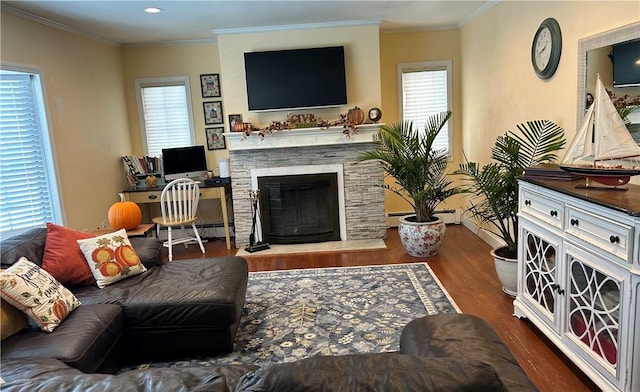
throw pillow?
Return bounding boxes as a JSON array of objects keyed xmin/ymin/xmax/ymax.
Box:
[
  {"xmin": 77, "ymin": 229, "xmax": 147, "ymax": 288},
  {"xmin": 1, "ymin": 298, "xmax": 28, "ymax": 340},
  {"xmin": 0, "ymin": 258, "xmax": 81, "ymax": 332},
  {"xmin": 40, "ymin": 223, "xmax": 96, "ymax": 286}
]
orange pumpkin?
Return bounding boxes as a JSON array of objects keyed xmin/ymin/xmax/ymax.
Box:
[
  {"xmin": 52, "ymin": 300, "xmax": 68, "ymax": 320},
  {"xmin": 115, "ymin": 245, "xmax": 141, "ymax": 267},
  {"xmin": 347, "ymin": 106, "xmax": 365, "ymax": 125},
  {"xmin": 108, "ymin": 193, "xmax": 141, "ymax": 230},
  {"xmin": 99, "ymin": 261, "xmax": 121, "ymax": 277}
]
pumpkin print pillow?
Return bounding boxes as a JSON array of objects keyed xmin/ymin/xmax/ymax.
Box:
[
  {"xmin": 77, "ymin": 229, "xmax": 147, "ymax": 288},
  {"xmin": 0, "ymin": 257, "xmax": 81, "ymax": 332}
]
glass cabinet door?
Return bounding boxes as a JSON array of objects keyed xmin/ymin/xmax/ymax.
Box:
[{"xmin": 522, "ymin": 226, "xmax": 560, "ymax": 331}]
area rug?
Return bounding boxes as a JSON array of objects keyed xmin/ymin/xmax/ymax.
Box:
[{"xmin": 127, "ymin": 263, "xmax": 459, "ymax": 371}]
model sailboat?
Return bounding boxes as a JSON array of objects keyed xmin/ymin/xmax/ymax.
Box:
[{"xmin": 560, "ymin": 74, "xmax": 640, "ymax": 188}]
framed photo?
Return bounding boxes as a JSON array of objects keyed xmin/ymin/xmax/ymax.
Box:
[
  {"xmin": 228, "ymin": 114, "xmax": 243, "ymax": 132},
  {"xmin": 200, "ymin": 73, "xmax": 221, "ymax": 98},
  {"xmin": 203, "ymin": 101, "xmax": 223, "ymax": 125},
  {"xmin": 206, "ymin": 127, "xmax": 226, "ymax": 150}
]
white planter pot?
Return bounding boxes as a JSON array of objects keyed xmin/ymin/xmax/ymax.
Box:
[
  {"xmin": 491, "ymin": 247, "xmax": 518, "ymax": 297},
  {"xmin": 398, "ymin": 215, "xmax": 446, "ymax": 257}
]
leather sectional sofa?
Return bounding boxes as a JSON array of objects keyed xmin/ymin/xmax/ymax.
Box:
[{"xmin": 0, "ymin": 228, "xmax": 538, "ymax": 391}]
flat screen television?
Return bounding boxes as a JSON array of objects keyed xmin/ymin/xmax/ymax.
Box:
[
  {"xmin": 613, "ymin": 39, "xmax": 640, "ymax": 87},
  {"xmin": 244, "ymin": 46, "xmax": 347, "ymax": 111},
  {"xmin": 162, "ymin": 145, "xmax": 208, "ymax": 181}
]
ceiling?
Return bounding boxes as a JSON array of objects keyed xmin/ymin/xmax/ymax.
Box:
[{"xmin": 2, "ymin": 1, "xmax": 498, "ymax": 46}]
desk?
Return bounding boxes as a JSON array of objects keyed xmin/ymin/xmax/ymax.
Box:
[
  {"xmin": 91, "ymin": 223, "xmax": 155, "ymax": 238},
  {"xmin": 122, "ymin": 184, "xmax": 231, "ymax": 249}
]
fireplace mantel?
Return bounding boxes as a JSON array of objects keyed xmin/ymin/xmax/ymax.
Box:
[{"xmin": 223, "ymin": 124, "xmax": 381, "ymax": 151}]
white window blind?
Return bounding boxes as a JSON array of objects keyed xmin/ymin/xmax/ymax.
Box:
[
  {"xmin": 135, "ymin": 77, "xmax": 194, "ymax": 157},
  {"xmin": 0, "ymin": 71, "xmax": 60, "ymax": 236},
  {"xmin": 399, "ymin": 61, "xmax": 451, "ymax": 153}
]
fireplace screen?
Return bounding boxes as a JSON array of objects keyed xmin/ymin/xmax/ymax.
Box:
[{"xmin": 258, "ymin": 173, "xmax": 340, "ymax": 244}]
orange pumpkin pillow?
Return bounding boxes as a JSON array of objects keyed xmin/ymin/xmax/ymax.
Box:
[
  {"xmin": 41, "ymin": 223, "xmax": 96, "ymax": 286},
  {"xmin": 77, "ymin": 229, "xmax": 147, "ymax": 288}
]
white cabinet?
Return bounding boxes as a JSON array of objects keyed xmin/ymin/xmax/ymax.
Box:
[{"xmin": 514, "ymin": 179, "xmax": 640, "ymax": 392}]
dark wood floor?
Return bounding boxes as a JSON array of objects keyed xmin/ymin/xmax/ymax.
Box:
[{"xmin": 168, "ymin": 225, "xmax": 599, "ymax": 391}]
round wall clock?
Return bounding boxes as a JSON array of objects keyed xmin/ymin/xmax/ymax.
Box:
[
  {"xmin": 531, "ymin": 17, "xmax": 562, "ymax": 80},
  {"xmin": 368, "ymin": 107, "xmax": 382, "ymax": 123}
]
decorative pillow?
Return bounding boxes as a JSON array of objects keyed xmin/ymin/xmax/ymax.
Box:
[
  {"xmin": 40, "ymin": 223, "xmax": 96, "ymax": 286},
  {"xmin": 1, "ymin": 298, "xmax": 28, "ymax": 340},
  {"xmin": 77, "ymin": 229, "xmax": 147, "ymax": 288},
  {"xmin": 0, "ymin": 258, "xmax": 81, "ymax": 332}
]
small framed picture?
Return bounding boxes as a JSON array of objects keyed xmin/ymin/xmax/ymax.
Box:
[
  {"xmin": 200, "ymin": 74, "xmax": 221, "ymax": 98},
  {"xmin": 229, "ymin": 114, "xmax": 243, "ymax": 132},
  {"xmin": 206, "ymin": 127, "xmax": 226, "ymax": 150},
  {"xmin": 203, "ymin": 101, "xmax": 223, "ymax": 124}
]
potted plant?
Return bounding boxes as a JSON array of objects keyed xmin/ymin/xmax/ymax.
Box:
[
  {"xmin": 455, "ymin": 120, "xmax": 565, "ymax": 295},
  {"xmin": 359, "ymin": 111, "xmax": 463, "ymax": 257}
]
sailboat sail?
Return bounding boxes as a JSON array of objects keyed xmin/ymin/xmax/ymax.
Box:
[{"xmin": 560, "ymin": 74, "xmax": 640, "ymax": 186}]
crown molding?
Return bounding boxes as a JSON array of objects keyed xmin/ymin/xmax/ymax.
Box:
[
  {"xmin": 213, "ymin": 19, "xmax": 381, "ymax": 36},
  {"xmin": 458, "ymin": 0, "xmax": 501, "ymax": 28}
]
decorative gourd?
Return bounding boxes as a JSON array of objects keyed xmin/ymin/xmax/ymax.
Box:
[
  {"xmin": 347, "ymin": 106, "xmax": 365, "ymax": 125},
  {"xmin": 108, "ymin": 193, "xmax": 141, "ymax": 230}
]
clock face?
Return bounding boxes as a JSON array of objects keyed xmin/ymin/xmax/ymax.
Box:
[{"xmin": 531, "ymin": 18, "xmax": 562, "ymax": 80}]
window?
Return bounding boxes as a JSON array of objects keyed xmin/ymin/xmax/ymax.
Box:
[
  {"xmin": 398, "ymin": 61, "xmax": 452, "ymax": 154},
  {"xmin": 0, "ymin": 67, "xmax": 62, "ymax": 236},
  {"xmin": 135, "ymin": 76, "xmax": 195, "ymax": 157}
]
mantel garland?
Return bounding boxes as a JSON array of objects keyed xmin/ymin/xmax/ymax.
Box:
[{"xmin": 241, "ymin": 112, "xmax": 360, "ymax": 141}]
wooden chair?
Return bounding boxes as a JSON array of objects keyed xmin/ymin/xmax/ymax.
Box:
[{"xmin": 152, "ymin": 178, "xmax": 205, "ymax": 261}]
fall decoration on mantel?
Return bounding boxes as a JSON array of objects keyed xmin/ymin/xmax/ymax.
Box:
[{"xmin": 241, "ymin": 106, "xmax": 365, "ymax": 140}]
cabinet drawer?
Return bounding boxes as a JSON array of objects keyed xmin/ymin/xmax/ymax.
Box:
[
  {"xmin": 128, "ymin": 191, "xmax": 162, "ymax": 203},
  {"xmin": 565, "ymin": 207, "xmax": 633, "ymax": 263},
  {"xmin": 520, "ymin": 189, "xmax": 564, "ymax": 229}
]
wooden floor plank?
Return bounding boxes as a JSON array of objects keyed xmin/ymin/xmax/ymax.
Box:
[{"xmin": 168, "ymin": 224, "xmax": 599, "ymax": 391}]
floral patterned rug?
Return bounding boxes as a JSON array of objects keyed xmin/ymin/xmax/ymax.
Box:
[{"xmin": 128, "ymin": 263, "xmax": 459, "ymax": 370}]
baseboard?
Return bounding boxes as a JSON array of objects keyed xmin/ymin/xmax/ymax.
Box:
[
  {"xmin": 155, "ymin": 223, "xmax": 235, "ymax": 241},
  {"xmin": 386, "ymin": 208, "xmax": 462, "ymax": 227},
  {"xmin": 460, "ymin": 218, "xmax": 505, "ymax": 249}
]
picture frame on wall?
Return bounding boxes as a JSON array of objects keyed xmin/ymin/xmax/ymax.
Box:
[
  {"xmin": 206, "ymin": 127, "xmax": 226, "ymax": 150},
  {"xmin": 203, "ymin": 101, "xmax": 223, "ymax": 124},
  {"xmin": 200, "ymin": 73, "xmax": 221, "ymax": 98},
  {"xmin": 229, "ymin": 114, "xmax": 243, "ymax": 132}
]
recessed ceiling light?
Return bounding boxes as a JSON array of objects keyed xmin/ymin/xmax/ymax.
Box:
[{"xmin": 144, "ymin": 7, "xmax": 163, "ymax": 14}]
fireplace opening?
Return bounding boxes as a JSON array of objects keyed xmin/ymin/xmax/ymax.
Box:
[{"xmin": 258, "ymin": 173, "xmax": 340, "ymax": 244}]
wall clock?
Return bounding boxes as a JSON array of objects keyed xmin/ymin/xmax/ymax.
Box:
[
  {"xmin": 531, "ymin": 18, "xmax": 562, "ymax": 80},
  {"xmin": 368, "ymin": 107, "xmax": 382, "ymax": 123}
]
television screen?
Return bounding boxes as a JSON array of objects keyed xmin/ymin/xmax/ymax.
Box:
[
  {"xmin": 162, "ymin": 145, "xmax": 208, "ymax": 181},
  {"xmin": 613, "ymin": 39, "xmax": 640, "ymax": 87},
  {"xmin": 244, "ymin": 46, "xmax": 347, "ymax": 111}
]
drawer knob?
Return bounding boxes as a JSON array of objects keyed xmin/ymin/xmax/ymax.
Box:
[
  {"xmin": 570, "ymin": 219, "xmax": 579, "ymax": 226},
  {"xmin": 524, "ymin": 200, "xmax": 531, "ymax": 206},
  {"xmin": 550, "ymin": 210, "xmax": 558, "ymax": 217},
  {"xmin": 148, "ymin": 195, "xmax": 157, "ymax": 200},
  {"xmin": 609, "ymin": 235, "xmax": 620, "ymax": 244},
  {"xmin": 551, "ymin": 284, "xmax": 565, "ymax": 295}
]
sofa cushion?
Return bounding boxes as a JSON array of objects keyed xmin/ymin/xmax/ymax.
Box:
[
  {"xmin": 129, "ymin": 237, "xmax": 163, "ymax": 268},
  {"xmin": 1, "ymin": 298, "xmax": 28, "ymax": 340},
  {"xmin": 400, "ymin": 314, "xmax": 538, "ymax": 392},
  {"xmin": 41, "ymin": 223, "xmax": 96, "ymax": 287},
  {"xmin": 0, "ymin": 227, "xmax": 47, "ymax": 268},
  {"xmin": 0, "ymin": 258, "xmax": 81, "ymax": 332},
  {"xmin": 1, "ymin": 304, "xmax": 123, "ymax": 373},
  {"xmin": 236, "ymin": 353, "xmax": 507, "ymax": 392},
  {"xmin": 77, "ymin": 229, "xmax": 147, "ymax": 288}
]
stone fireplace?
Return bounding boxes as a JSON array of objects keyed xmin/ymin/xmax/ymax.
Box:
[{"xmin": 224, "ymin": 125, "xmax": 386, "ymax": 248}]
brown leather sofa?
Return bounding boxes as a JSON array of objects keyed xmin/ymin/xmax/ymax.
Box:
[
  {"xmin": 1, "ymin": 314, "xmax": 538, "ymax": 391},
  {"xmin": 0, "ymin": 227, "xmax": 249, "ymax": 372}
]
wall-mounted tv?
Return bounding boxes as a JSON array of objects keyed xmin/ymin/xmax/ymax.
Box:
[
  {"xmin": 162, "ymin": 145, "xmax": 208, "ymax": 181},
  {"xmin": 613, "ymin": 39, "xmax": 640, "ymax": 88},
  {"xmin": 244, "ymin": 46, "xmax": 347, "ymax": 112}
]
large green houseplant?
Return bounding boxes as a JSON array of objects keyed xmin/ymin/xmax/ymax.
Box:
[
  {"xmin": 455, "ymin": 120, "xmax": 565, "ymax": 294},
  {"xmin": 359, "ymin": 111, "xmax": 463, "ymax": 257}
]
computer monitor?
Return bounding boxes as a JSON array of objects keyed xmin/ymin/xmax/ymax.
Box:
[{"xmin": 161, "ymin": 145, "xmax": 208, "ymax": 181}]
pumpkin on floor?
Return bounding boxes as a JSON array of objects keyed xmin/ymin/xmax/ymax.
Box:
[{"xmin": 108, "ymin": 193, "xmax": 142, "ymax": 230}]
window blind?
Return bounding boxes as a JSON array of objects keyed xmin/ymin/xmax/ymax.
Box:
[
  {"xmin": 0, "ymin": 73, "xmax": 55, "ymax": 235},
  {"xmin": 401, "ymin": 68, "xmax": 449, "ymax": 152},
  {"xmin": 140, "ymin": 84, "xmax": 192, "ymax": 157}
]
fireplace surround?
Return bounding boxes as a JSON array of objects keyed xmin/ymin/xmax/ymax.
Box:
[{"xmin": 225, "ymin": 125, "xmax": 386, "ymax": 248}]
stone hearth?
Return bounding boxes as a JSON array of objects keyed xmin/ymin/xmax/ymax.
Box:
[{"xmin": 225, "ymin": 125, "xmax": 387, "ymax": 248}]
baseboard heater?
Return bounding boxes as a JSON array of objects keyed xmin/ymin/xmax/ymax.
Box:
[
  {"xmin": 386, "ymin": 209, "xmax": 462, "ymax": 227},
  {"xmin": 155, "ymin": 222, "xmax": 235, "ymax": 240}
]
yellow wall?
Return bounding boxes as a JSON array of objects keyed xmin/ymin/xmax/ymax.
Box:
[
  {"xmin": 1, "ymin": 12, "xmax": 131, "ymax": 231},
  {"xmin": 217, "ymin": 23, "xmax": 382, "ymax": 128},
  {"xmin": 379, "ymin": 29, "xmax": 463, "ymax": 215}
]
